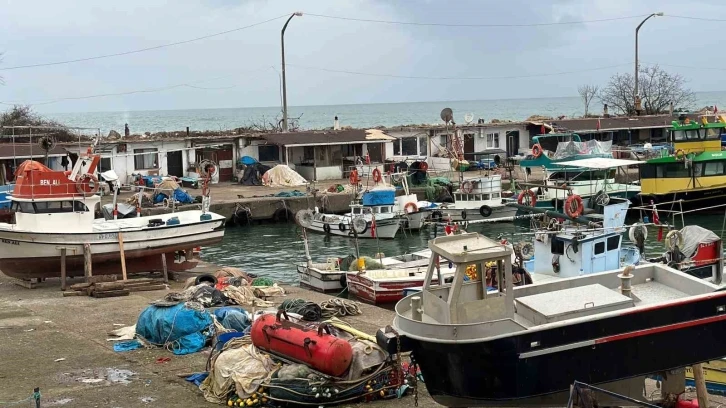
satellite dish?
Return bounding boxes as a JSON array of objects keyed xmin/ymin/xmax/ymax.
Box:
[
  {"xmin": 464, "ymin": 113, "xmax": 474, "ymax": 124},
  {"xmin": 38, "ymin": 136, "xmax": 57, "ymax": 152},
  {"xmin": 440, "ymin": 108, "xmax": 454, "ymax": 124}
]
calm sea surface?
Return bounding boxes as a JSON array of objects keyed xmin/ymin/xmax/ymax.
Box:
[{"xmin": 46, "ymin": 92, "xmax": 726, "ymax": 135}]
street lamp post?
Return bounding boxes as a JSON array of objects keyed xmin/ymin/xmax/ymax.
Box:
[
  {"xmin": 281, "ymin": 12, "xmax": 303, "ymax": 132},
  {"xmin": 634, "ymin": 12, "xmax": 663, "ymax": 114}
]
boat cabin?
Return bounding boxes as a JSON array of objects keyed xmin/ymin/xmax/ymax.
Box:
[{"xmin": 350, "ymin": 204, "xmax": 396, "ymax": 217}]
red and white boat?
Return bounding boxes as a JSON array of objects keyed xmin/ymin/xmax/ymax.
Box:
[
  {"xmin": 346, "ymin": 263, "xmax": 456, "ymax": 304},
  {"xmin": 0, "ymin": 147, "xmax": 225, "ymax": 280}
]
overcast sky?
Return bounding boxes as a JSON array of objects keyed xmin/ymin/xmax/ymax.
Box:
[{"xmin": 0, "ymin": 0, "xmax": 723, "ymax": 113}]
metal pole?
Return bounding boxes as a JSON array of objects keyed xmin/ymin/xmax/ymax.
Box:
[
  {"xmin": 281, "ymin": 12, "xmax": 302, "ymax": 133},
  {"xmin": 634, "ymin": 12, "xmax": 663, "ymax": 113}
]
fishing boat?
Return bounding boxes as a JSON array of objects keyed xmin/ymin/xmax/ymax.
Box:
[
  {"xmin": 638, "ymin": 114, "xmax": 726, "ymax": 211},
  {"xmin": 296, "ymin": 188, "xmax": 405, "ymax": 239},
  {"xmin": 433, "ymin": 174, "xmax": 517, "ymax": 222},
  {"xmin": 383, "ymin": 232, "xmax": 726, "ymax": 407},
  {"xmin": 0, "ymin": 148, "xmax": 226, "ymax": 279},
  {"xmin": 518, "ymin": 157, "xmax": 641, "ymax": 211}
]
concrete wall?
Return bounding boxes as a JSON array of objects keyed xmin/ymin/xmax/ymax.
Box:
[
  {"xmin": 102, "ymin": 140, "xmax": 187, "ymax": 183},
  {"xmin": 297, "ymin": 165, "xmax": 342, "ymax": 181}
]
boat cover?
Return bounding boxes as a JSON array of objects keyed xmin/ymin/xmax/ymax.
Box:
[
  {"xmin": 552, "ymin": 140, "xmax": 612, "ymax": 160},
  {"xmin": 680, "ymin": 225, "xmax": 720, "ymax": 258},
  {"xmin": 135, "ymin": 302, "xmax": 213, "ymax": 355}
]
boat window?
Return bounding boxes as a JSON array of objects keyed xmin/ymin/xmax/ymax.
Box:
[
  {"xmin": 492, "ymin": 193, "xmax": 500, "ymax": 198},
  {"xmin": 705, "ymin": 127, "xmax": 723, "ymax": 140},
  {"xmin": 380, "ymin": 207, "xmax": 389, "ymax": 214},
  {"xmin": 662, "ymin": 163, "xmax": 690, "ymax": 178},
  {"xmin": 460, "ymin": 194, "xmax": 468, "ymax": 201},
  {"xmin": 672, "ymin": 130, "xmax": 687, "ymax": 141},
  {"xmin": 704, "ymin": 161, "xmax": 725, "ymax": 176},
  {"xmin": 607, "ymin": 236, "xmax": 620, "ymax": 251},
  {"xmin": 640, "ymin": 164, "xmax": 657, "ymax": 179},
  {"xmin": 692, "ymin": 163, "xmax": 703, "ymax": 177},
  {"xmin": 12, "ymin": 202, "xmax": 36, "ymax": 213},
  {"xmin": 371, "ymin": 207, "xmax": 379, "ymax": 214},
  {"xmin": 551, "ymin": 238, "xmax": 564, "ymax": 255},
  {"xmin": 594, "ymin": 241, "xmax": 605, "ymax": 255}
]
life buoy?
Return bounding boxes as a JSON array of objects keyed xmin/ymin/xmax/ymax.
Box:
[
  {"xmin": 352, "ymin": 216, "xmax": 368, "ymax": 234},
  {"xmin": 372, "ymin": 168, "xmax": 382, "ymax": 183},
  {"xmin": 461, "ymin": 181, "xmax": 474, "ymax": 193},
  {"xmin": 675, "ymin": 149, "xmax": 686, "ymax": 160},
  {"xmin": 323, "ymin": 223, "xmax": 331, "ymax": 234},
  {"xmin": 419, "ymin": 161, "xmax": 429, "ymax": 171},
  {"xmin": 404, "ymin": 202, "xmax": 418, "ymax": 213},
  {"xmin": 461, "ymin": 211, "xmax": 467, "ymax": 220},
  {"xmin": 665, "ymin": 230, "xmax": 684, "ymax": 251},
  {"xmin": 338, "ymin": 222, "xmax": 346, "ymax": 231},
  {"xmin": 518, "ymin": 190, "xmax": 537, "ymax": 207},
  {"xmin": 532, "ymin": 143, "xmax": 543, "ymax": 158},
  {"xmin": 480, "ymin": 205, "xmax": 492, "ymax": 217},
  {"xmin": 349, "ymin": 169, "xmax": 359, "ymax": 185},
  {"xmin": 76, "ymin": 174, "xmax": 99, "ymax": 194},
  {"xmin": 564, "ymin": 195, "xmax": 584, "ymax": 218}
]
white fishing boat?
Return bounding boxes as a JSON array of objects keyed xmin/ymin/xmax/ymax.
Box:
[
  {"xmin": 0, "ymin": 148, "xmax": 225, "ymax": 280},
  {"xmin": 438, "ymin": 174, "xmax": 517, "ymax": 222}
]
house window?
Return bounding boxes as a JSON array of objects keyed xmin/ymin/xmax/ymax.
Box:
[
  {"xmin": 419, "ymin": 137, "xmax": 428, "ymax": 156},
  {"xmin": 303, "ymin": 147, "xmax": 315, "ymax": 161},
  {"xmin": 99, "ymin": 157, "xmax": 112, "ymax": 172},
  {"xmin": 594, "ymin": 241, "xmax": 605, "ymax": 255},
  {"xmin": 134, "ymin": 148, "xmax": 158, "ymax": 170},
  {"xmin": 401, "ymin": 137, "xmax": 418, "ymax": 156},
  {"xmin": 258, "ymin": 145, "xmax": 280, "ymax": 162},
  {"xmin": 486, "ymin": 133, "xmax": 500, "ymax": 148}
]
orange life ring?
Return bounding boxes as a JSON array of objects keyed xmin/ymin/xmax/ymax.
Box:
[
  {"xmin": 372, "ymin": 168, "xmax": 382, "ymax": 183},
  {"xmin": 419, "ymin": 161, "xmax": 429, "ymax": 171},
  {"xmin": 461, "ymin": 180, "xmax": 474, "ymax": 193},
  {"xmin": 404, "ymin": 202, "xmax": 418, "ymax": 213},
  {"xmin": 349, "ymin": 169, "xmax": 359, "ymax": 185},
  {"xmin": 675, "ymin": 149, "xmax": 686, "ymax": 160},
  {"xmin": 532, "ymin": 143, "xmax": 543, "ymax": 158},
  {"xmin": 76, "ymin": 174, "xmax": 100, "ymax": 194},
  {"xmin": 517, "ymin": 190, "xmax": 537, "ymax": 207},
  {"xmin": 565, "ymin": 194, "xmax": 584, "ymax": 218}
]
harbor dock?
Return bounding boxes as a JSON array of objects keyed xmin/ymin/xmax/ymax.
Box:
[{"xmin": 0, "ymin": 263, "xmax": 441, "ymax": 408}]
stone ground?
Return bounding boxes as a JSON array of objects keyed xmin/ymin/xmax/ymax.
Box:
[{"xmin": 0, "ymin": 263, "xmax": 440, "ymax": 408}]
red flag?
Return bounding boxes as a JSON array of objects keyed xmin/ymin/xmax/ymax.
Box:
[
  {"xmin": 597, "ymin": 118, "xmax": 601, "ymax": 131},
  {"xmin": 540, "ymin": 124, "xmax": 546, "ymax": 134},
  {"xmin": 716, "ymin": 105, "xmax": 719, "ymax": 113},
  {"xmin": 370, "ymin": 216, "xmax": 376, "ymax": 238},
  {"xmin": 651, "ymin": 200, "xmax": 663, "ymax": 241}
]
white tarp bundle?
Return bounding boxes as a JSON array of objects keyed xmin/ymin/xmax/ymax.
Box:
[
  {"xmin": 262, "ymin": 165, "xmax": 308, "ymax": 187},
  {"xmin": 680, "ymin": 225, "xmax": 720, "ymax": 258},
  {"xmin": 553, "ymin": 140, "xmax": 612, "ymax": 160}
]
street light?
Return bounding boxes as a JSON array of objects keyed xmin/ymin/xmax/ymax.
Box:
[
  {"xmin": 634, "ymin": 12, "xmax": 663, "ymax": 114},
  {"xmin": 281, "ymin": 12, "xmax": 303, "ymax": 132}
]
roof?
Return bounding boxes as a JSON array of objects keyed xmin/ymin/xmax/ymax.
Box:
[
  {"xmin": 0, "ymin": 143, "xmax": 68, "ymax": 159},
  {"xmin": 549, "ymin": 115, "xmax": 698, "ymax": 133},
  {"xmin": 555, "ymin": 157, "xmax": 643, "ymax": 169},
  {"xmin": 259, "ymin": 129, "xmax": 395, "ymax": 147}
]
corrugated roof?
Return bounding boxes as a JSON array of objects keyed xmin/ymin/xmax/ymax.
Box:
[
  {"xmin": 260, "ymin": 129, "xmax": 395, "ymax": 147},
  {"xmin": 549, "ymin": 115, "xmax": 683, "ymax": 132}
]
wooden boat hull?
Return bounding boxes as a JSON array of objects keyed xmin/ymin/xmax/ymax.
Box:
[
  {"xmin": 403, "ymin": 291, "xmax": 726, "ymax": 407},
  {"xmin": 0, "ymin": 218, "xmax": 225, "ymax": 279},
  {"xmin": 347, "ymin": 271, "xmax": 434, "ymax": 304},
  {"xmin": 296, "ymin": 264, "xmax": 345, "ymax": 293}
]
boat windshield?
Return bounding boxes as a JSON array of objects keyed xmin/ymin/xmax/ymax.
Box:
[
  {"xmin": 672, "ymin": 127, "xmax": 723, "ymax": 142},
  {"xmin": 12, "ymin": 200, "xmax": 89, "ymax": 214},
  {"xmin": 547, "ymin": 169, "xmax": 614, "ymax": 181}
]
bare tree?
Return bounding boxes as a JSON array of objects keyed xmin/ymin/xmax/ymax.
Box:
[
  {"xmin": 577, "ymin": 84, "xmax": 599, "ymax": 117},
  {"xmin": 599, "ymin": 65, "xmax": 695, "ymax": 115}
]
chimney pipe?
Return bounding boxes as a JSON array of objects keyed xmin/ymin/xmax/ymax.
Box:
[
  {"xmin": 603, "ymin": 104, "xmax": 609, "ymax": 117},
  {"xmin": 334, "ymin": 116, "xmax": 340, "ymax": 130}
]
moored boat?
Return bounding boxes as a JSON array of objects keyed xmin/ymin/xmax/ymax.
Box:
[
  {"xmin": 383, "ymin": 232, "xmax": 726, "ymax": 406},
  {"xmin": 0, "ymin": 148, "xmax": 225, "ymax": 279}
]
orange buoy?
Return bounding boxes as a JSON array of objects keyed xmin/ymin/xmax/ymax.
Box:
[
  {"xmin": 372, "ymin": 168, "xmax": 382, "ymax": 183},
  {"xmin": 532, "ymin": 143, "xmax": 543, "ymax": 158},
  {"xmin": 517, "ymin": 190, "xmax": 537, "ymax": 207},
  {"xmin": 75, "ymin": 174, "xmax": 100, "ymax": 195},
  {"xmin": 349, "ymin": 169, "xmax": 359, "ymax": 185},
  {"xmin": 565, "ymin": 195, "xmax": 584, "ymax": 218},
  {"xmin": 404, "ymin": 202, "xmax": 418, "ymax": 213}
]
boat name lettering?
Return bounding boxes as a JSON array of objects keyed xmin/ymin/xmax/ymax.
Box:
[
  {"xmin": 98, "ymin": 233, "xmax": 118, "ymax": 240},
  {"xmin": 1, "ymin": 238, "xmax": 19, "ymax": 245},
  {"xmin": 39, "ymin": 179, "xmax": 60, "ymax": 185}
]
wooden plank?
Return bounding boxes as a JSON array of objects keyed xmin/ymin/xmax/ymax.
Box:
[
  {"xmin": 83, "ymin": 243, "xmax": 92, "ymax": 280},
  {"xmin": 692, "ymin": 364, "xmax": 710, "ymax": 408},
  {"xmin": 118, "ymin": 232, "xmax": 128, "ymax": 281},
  {"xmin": 60, "ymin": 248, "xmax": 67, "ymax": 291},
  {"xmin": 121, "ymin": 278, "xmax": 158, "ymax": 284},
  {"xmin": 126, "ymin": 284, "xmax": 166, "ymax": 292},
  {"xmin": 94, "ymin": 282, "xmax": 126, "ymax": 291},
  {"xmin": 87, "ymin": 275, "xmax": 117, "ymax": 284},
  {"xmin": 12, "ymin": 279, "xmax": 37, "ymax": 289},
  {"xmin": 70, "ymin": 283, "xmax": 92, "ymax": 290},
  {"xmin": 91, "ymin": 289, "xmax": 130, "ymax": 298},
  {"xmin": 161, "ymin": 253, "xmax": 169, "ymax": 284},
  {"xmin": 62, "ymin": 291, "xmax": 87, "ymax": 297}
]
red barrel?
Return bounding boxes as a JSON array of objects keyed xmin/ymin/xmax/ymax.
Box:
[{"xmin": 251, "ymin": 311, "xmax": 353, "ymax": 377}]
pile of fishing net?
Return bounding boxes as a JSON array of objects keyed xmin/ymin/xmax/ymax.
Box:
[
  {"xmin": 262, "ymin": 165, "xmax": 307, "ymax": 187},
  {"xmin": 347, "ymin": 256, "xmax": 384, "ymax": 271},
  {"xmin": 423, "ymin": 177, "xmax": 453, "ymax": 202}
]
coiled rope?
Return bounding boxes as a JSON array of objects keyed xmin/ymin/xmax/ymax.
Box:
[{"xmin": 320, "ymin": 299, "xmax": 361, "ymax": 318}]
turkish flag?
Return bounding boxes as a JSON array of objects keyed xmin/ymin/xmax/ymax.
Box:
[{"xmin": 540, "ymin": 124, "xmax": 546, "ymax": 134}]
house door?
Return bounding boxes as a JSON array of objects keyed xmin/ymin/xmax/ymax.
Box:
[
  {"xmin": 216, "ymin": 146, "xmax": 234, "ymax": 182},
  {"xmin": 167, "ymin": 150, "xmax": 183, "ymax": 177},
  {"xmin": 367, "ymin": 143, "xmax": 383, "ymax": 162},
  {"xmin": 506, "ymin": 131, "xmax": 519, "ymax": 157},
  {"xmin": 464, "ymin": 134, "xmax": 475, "ymax": 155}
]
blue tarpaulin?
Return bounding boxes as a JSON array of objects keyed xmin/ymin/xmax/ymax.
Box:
[
  {"xmin": 135, "ymin": 303, "xmax": 213, "ymax": 355},
  {"xmin": 153, "ymin": 189, "xmax": 196, "ymax": 204},
  {"xmin": 213, "ymin": 307, "xmax": 251, "ymax": 332},
  {"xmin": 113, "ymin": 339, "xmax": 142, "ymax": 352},
  {"xmin": 239, "ymin": 156, "xmax": 258, "ymax": 165}
]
